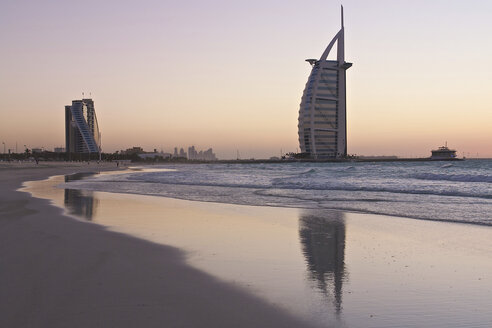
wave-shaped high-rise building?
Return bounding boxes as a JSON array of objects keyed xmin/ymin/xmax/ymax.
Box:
[
  {"xmin": 65, "ymin": 98, "xmax": 101, "ymax": 158},
  {"xmin": 298, "ymin": 7, "xmax": 352, "ymax": 159}
]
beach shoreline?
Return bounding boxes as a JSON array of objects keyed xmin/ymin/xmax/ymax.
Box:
[
  {"xmin": 0, "ymin": 163, "xmax": 318, "ymax": 328},
  {"xmin": 3, "ymin": 162, "xmax": 492, "ymax": 328}
]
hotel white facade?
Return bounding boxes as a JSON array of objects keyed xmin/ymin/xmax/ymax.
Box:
[{"xmin": 298, "ymin": 7, "xmax": 352, "ymax": 159}]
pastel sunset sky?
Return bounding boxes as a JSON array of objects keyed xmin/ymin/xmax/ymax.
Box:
[{"xmin": 1, "ymin": 0, "xmax": 491, "ymax": 159}]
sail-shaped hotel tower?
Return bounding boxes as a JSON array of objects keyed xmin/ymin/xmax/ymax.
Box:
[{"xmin": 298, "ymin": 7, "xmax": 352, "ymax": 159}]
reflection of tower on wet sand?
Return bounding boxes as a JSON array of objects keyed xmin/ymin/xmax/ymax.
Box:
[
  {"xmin": 64, "ymin": 173, "xmax": 99, "ymax": 220},
  {"xmin": 299, "ymin": 210, "xmax": 346, "ymax": 315}
]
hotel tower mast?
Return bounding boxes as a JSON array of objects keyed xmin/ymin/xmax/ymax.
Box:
[{"xmin": 298, "ymin": 6, "xmax": 352, "ymax": 159}]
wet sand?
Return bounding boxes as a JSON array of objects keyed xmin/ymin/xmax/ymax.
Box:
[
  {"xmin": 4, "ymin": 163, "xmax": 492, "ymax": 327},
  {"xmin": 0, "ymin": 163, "xmax": 316, "ymax": 328}
]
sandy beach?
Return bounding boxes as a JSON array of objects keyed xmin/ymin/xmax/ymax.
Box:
[
  {"xmin": 0, "ymin": 162, "xmax": 316, "ymax": 328},
  {"xmin": 3, "ymin": 162, "xmax": 492, "ymax": 328}
]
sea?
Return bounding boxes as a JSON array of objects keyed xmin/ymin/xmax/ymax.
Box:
[{"xmin": 62, "ymin": 159, "xmax": 492, "ymax": 226}]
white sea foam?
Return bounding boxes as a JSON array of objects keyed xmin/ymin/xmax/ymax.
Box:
[{"xmin": 411, "ymin": 173, "xmax": 492, "ymax": 183}]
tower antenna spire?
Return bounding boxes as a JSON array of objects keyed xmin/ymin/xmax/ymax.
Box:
[{"xmin": 341, "ymin": 5, "xmax": 344, "ymax": 28}]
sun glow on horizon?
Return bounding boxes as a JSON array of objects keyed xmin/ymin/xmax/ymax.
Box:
[{"xmin": 1, "ymin": 0, "xmax": 491, "ymax": 159}]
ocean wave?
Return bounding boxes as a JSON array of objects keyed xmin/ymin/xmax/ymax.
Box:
[
  {"xmin": 62, "ymin": 179, "xmax": 492, "ymax": 227},
  {"xmin": 66, "ymin": 178, "xmax": 272, "ymax": 190},
  {"xmin": 67, "ymin": 175, "xmax": 492, "ymax": 200},
  {"xmin": 61, "ymin": 161, "xmax": 492, "ymax": 226},
  {"xmin": 272, "ymin": 181, "xmax": 492, "ymax": 199},
  {"xmin": 298, "ymin": 168, "xmax": 317, "ymax": 175},
  {"xmin": 411, "ymin": 173, "xmax": 492, "ymax": 183}
]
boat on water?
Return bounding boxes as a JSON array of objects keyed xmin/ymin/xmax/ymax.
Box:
[{"xmin": 430, "ymin": 143, "xmax": 458, "ymax": 160}]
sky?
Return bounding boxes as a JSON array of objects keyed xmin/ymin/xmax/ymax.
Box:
[{"xmin": 1, "ymin": 0, "xmax": 491, "ymax": 159}]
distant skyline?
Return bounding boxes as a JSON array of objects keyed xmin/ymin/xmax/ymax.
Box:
[{"xmin": 1, "ymin": 0, "xmax": 491, "ymax": 159}]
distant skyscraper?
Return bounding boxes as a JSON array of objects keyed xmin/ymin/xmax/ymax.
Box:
[
  {"xmin": 298, "ymin": 6, "xmax": 352, "ymax": 159},
  {"xmin": 188, "ymin": 146, "xmax": 197, "ymax": 160},
  {"xmin": 186, "ymin": 146, "xmax": 217, "ymax": 161},
  {"xmin": 201, "ymin": 148, "xmax": 217, "ymax": 161},
  {"xmin": 65, "ymin": 98, "xmax": 101, "ymax": 157}
]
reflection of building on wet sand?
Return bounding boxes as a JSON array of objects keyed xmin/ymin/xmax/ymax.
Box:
[
  {"xmin": 299, "ymin": 210, "xmax": 346, "ymax": 314},
  {"xmin": 64, "ymin": 173, "xmax": 99, "ymax": 220}
]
